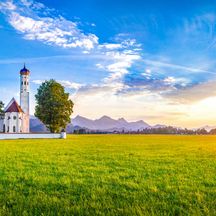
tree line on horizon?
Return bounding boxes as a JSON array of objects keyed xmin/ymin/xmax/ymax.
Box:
[
  {"xmin": 0, "ymin": 101, "xmax": 4, "ymax": 120},
  {"xmin": 73, "ymin": 126, "xmax": 216, "ymax": 135}
]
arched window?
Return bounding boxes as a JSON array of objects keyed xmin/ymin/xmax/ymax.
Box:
[
  {"xmin": 13, "ymin": 126, "xmax": 16, "ymax": 133},
  {"xmin": 3, "ymin": 124, "xmax": 5, "ymax": 133},
  {"xmin": 7, "ymin": 126, "xmax": 9, "ymax": 133},
  {"xmin": 13, "ymin": 116, "xmax": 16, "ymax": 120},
  {"xmin": 24, "ymin": 81, "xmax": 26, "ymax": 85}
]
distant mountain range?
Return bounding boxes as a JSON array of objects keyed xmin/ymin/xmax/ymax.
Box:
[
  {"xmin": 30, "ymin": 115, "xmax": 216, "ymax": 133},
  {"xmin": 30, "ymin": 115, "xmax": 167, "ymax": 133},
  {"xmin": 30, "ymin": 116, "xmax": 49, "ymax": 133},
  {"xmin": 195, "ymin": 125, "xmax": 216, "ymax": 132},
  {"xmin": 72, "ymin": 115, "xmax": 151, "ymax": 131}
]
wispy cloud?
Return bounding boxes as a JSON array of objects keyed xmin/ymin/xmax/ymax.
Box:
[
  {"xmin": 0, "ymin": 0, "xmax": 16, "ymax": 10},
  {"xmin": 0, "ymin": 0, "xmax": 142, "ymax": 91},
  {"xmin": 32, "ymin": 79, "xmax": 84, "ymax": 91},
  {"xmin": 142, "ymin": 59, "xmax": 216, "ymax": 75},
  {"xmin": 182, "ymin": 13, "xmax": 216, "ymax": 50},
  {"xmin": 59, "ymin": 80, "xmax": 84, "ymax": 90},
  {"xmin": 103, "ymin": 51, "xmax": 141, "ymax": 83},
  {"xmin": 165, "ymin": 80, "xmax": 216, "ymax": 103},
  {"xmin": 0, "ymin": 0, "xmax": 99, "ymax": 50}
]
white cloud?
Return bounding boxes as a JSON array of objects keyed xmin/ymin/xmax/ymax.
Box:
[
  {"xmin": 142, "ymin": 69, "xmax": 152, "ymax": 79},
  {"xmin": 0, "ymin": 0, "xmax": 148, "ymax": 119},
  {"xmin": 164, "ymin": 76, "xmax": 190, "ymax": 87},
  {"xmin": 0, "ymin": 0, "xmax": 142, "ymax": 88},
  {"xmin": 32, "ymin": 79, "xmax": 44, "ymax": 85},
  {"xmin": 164, "ymin": 76, "xmax": 176, "ymax": 84},
  {"xmin": 98, "ymin": 43, "xmax": 122, "ymax": 49},
  {"xmin": 1, "ymin": 0, "xmax": 99, "ymax": 50},
  {"xmin": 0, "ymin": 0, "xmax": 16, "ymax": 10},
  {"xmin": 19, "ymin": 0, "xmax": 32, "ymax": 7},
  {"xmin": 145, "ymin": 69, "xmax": 151, "ymax": 74},
  {"xmin": 166, "ymin": 80, "xmax": 216, "ymax": 103},
  {"xmin": 95, "ymin": 63, "xmax": 105, "ymax": 69},
  {"xmin": 32, "ymin": 79, "xmax": 84, "ymax": 90},
  {"xmin": 103, "ymin": 51, "xmax": 141, "ymax": 83},
  {"xmin": 59, "ymin": 80, "xmax": 84, "ymax": 90}
]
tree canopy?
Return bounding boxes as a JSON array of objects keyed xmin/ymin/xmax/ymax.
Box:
[
  {"xmin": 35, "ymin": 80, "xmax": 74, "ymax": 133},
  {"xmin": 0, "ymin": 101, "xmax": 4, "ymax": 116}
]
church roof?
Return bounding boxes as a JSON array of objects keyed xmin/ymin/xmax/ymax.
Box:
[
  {"xmin": 4, "ymin": 98, "xmax": 24, "ymax": 113},
  {"xmin": 20, "ymin": 64, "xmax": 30, "ymax": 75}
]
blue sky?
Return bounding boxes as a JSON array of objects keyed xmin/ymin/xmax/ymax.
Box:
[{"xmin": 1, "ymin": 0, "xmax": 216, "ymax": 127}]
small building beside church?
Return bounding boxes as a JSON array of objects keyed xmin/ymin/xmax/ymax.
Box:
[{"xmin": 0, "ymin": 65, "xmax": 30, "ymax": 133}]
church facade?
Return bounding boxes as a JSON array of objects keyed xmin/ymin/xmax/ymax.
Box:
[{"xmin": 0, "ymin": 65, "xmax": 30, "ymax": 133}]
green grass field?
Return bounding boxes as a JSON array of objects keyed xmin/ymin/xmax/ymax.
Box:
[{"xmin": 0, "ymin": 135, "xmax": 215, "ymax": 215}]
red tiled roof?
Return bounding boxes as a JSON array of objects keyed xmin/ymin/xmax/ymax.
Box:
[{"xmin": 5, "ymin": 99, "xmax": 24, "ymax": 113}]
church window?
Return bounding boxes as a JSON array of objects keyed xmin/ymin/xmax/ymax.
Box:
[
  {"xmin": 13, "ymin": 116, "xmax": 16, "ymax": 120},
  {"xmin": 13, "ymin": 126, "xmax": 16, "ymax": 133},
  {"xmin": 7, "ymin": 116, "xmax": 10, "ymax": 120},
  {"xmin": 3, "ymin": 124, "xmax": 5, "ymax": 133},
  {"xmin": 24, "ymin": 81, "xmax": 26, "ymax": 85},
  {"xmin": 7, "ymin": 126, "xmax": 9, "ymax": 132}
]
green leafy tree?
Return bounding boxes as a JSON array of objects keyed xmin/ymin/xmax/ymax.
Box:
[
  {"xmin": 0, "ymin": 101, "xmax": 4, "ymax": 117},
  {"xmin": 35, "ymin": 80, "xmax": 74, "ymax": 133}
]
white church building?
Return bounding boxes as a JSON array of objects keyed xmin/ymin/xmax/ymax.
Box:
[{"xmin": 0, "ymin": 65, "xmax": 30, "ymax": 133}]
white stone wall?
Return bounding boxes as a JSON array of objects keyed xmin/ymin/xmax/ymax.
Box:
[
  {"xmin": 21, "ymin": 113, "xmax": 30, "ymax": 133},
  {"xmin": 0, "ymin": 118, "xmax": 3, "ymax": 132},
  {"xmin": 3, "ymin": 112, "xmax": 23, "ymax": 133},
  {"xmin": 0, "ymin": 133, "xmax": 63, "ymax": 140}
]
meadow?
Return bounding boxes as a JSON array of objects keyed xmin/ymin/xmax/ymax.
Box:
[{"xmin": 0, "ymin": 135, "xmax": 215, "ymax": 215}]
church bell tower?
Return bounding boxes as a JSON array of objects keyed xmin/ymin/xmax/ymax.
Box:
[{"xmin": 20, "ymin": 64, "xmax": 30, "ymax": 132}]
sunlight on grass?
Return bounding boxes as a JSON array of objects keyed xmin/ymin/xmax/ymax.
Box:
[{"xmin": 0, "ymin": 135, "xmax": 215, "ymax": 215}]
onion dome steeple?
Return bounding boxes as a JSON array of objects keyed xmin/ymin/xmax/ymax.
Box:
[{"xmin": 20, "ymin": 64, "xmax": 30, "ymax": 75}]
